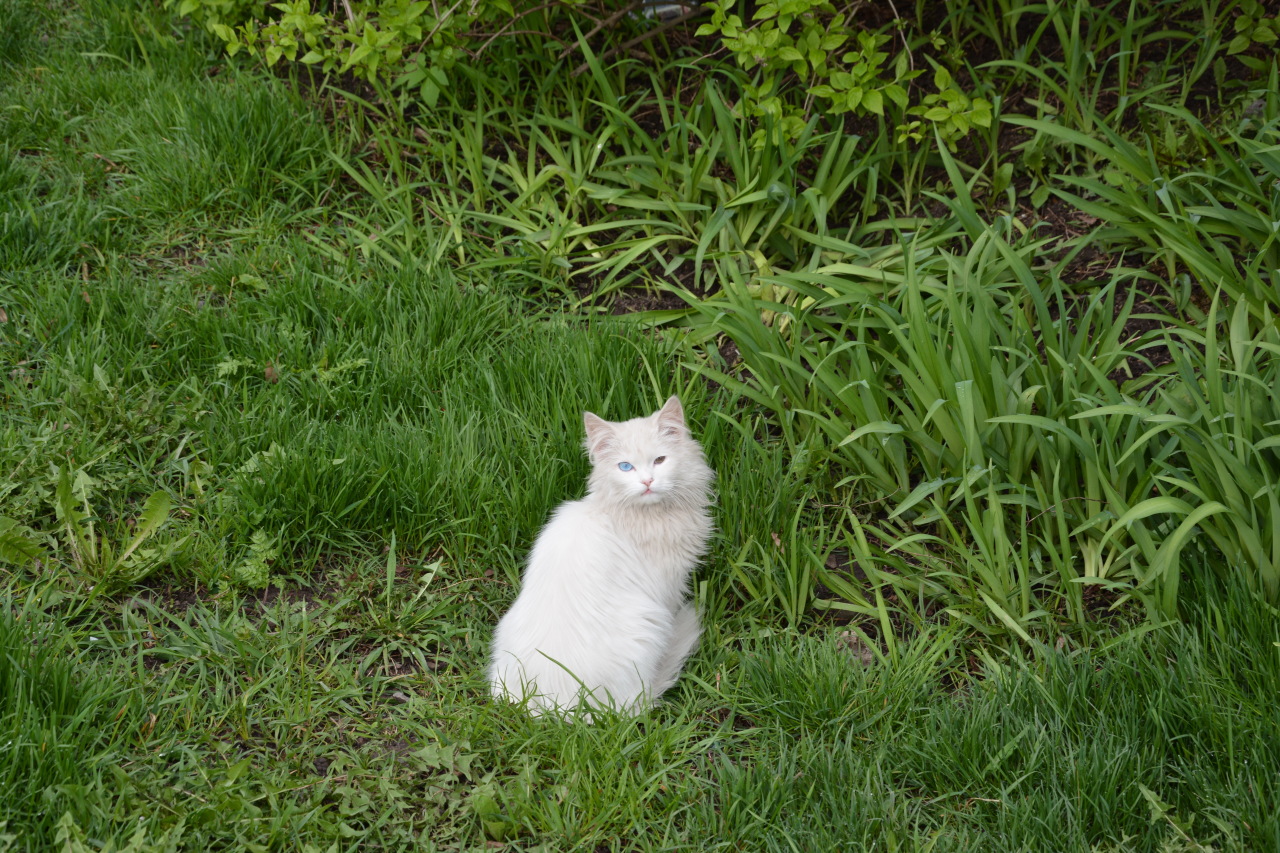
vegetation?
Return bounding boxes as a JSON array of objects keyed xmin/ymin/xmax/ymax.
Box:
[{"xmin": 1, "ymin": 0, "xmax": 1278, "ymax": 849}]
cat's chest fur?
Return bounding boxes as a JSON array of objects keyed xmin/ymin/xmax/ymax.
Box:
[{"xmin": 592, "ymin": 501, "xmax": 708, "ymax": 593}]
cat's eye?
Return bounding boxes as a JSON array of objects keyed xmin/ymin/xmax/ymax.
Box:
[
  {"xmin": 654, "ymin": 456, "xmax": 666, "ymax": 465},
  {"xmin": 618, "ymin": 462, "xmax": 634, "ymax": 472}
]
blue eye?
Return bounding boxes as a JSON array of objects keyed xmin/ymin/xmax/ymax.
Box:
[{"xmin": 618, "ymin": 462, "xmax": 634, "ymax": 472}]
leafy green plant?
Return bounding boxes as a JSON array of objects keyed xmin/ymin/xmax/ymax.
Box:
[
  {"xmin": 1227, "ymin": 0, "xmax": 1280, "ymax": 56},
  {"xmin": 698, "ymin": 0, "xmax": 911, "ymax": 144},
  {"xmin": 677, "ymin": 190, "xmax": 1265, "ymax": 629},
  {"xmin": 53, "ymin": 467, "xmax": 180, "ymax": 591},
  {"xmin": 231, "ymin": 528, "xmax": 279, "ymax": 589},
  {"xmin": 695, "ymin": 0, "xmax": 999, "ymax": 148},
  {"xmin": 171, "ymin": 0, "xmax": 514, "ymax": 104},
  {"xmin": 1150, "ymin": 297, "xmax": 1280, "ymax": 609},
  {"xmin": 896, "ymin": 65, "xmax": 993, "ymax": 151}
]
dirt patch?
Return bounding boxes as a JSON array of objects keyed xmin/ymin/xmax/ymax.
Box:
[
  {"xmin": 130, "ymin": 580, "xmax": 208, "ymax": 615},
  {"xmin": 240, "ymin": 572, "xmax": 346, "ymax": 617},
  {"xmin": 608, "ymin": 285, "xmax": 689, "ymax": 314}
]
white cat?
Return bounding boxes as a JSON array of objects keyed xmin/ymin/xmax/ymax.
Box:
[{"xmin": 488, "ymin": 395, "xmax": 714, "ymax": 717}]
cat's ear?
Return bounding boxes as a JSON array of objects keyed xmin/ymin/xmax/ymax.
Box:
[
  {"xmin": 656, "ymin": 395, "xmax": 688, "ymax": 438},
  {"xmin": 583, "ymin": 411, "xmax": 615, "ymax": 460}
]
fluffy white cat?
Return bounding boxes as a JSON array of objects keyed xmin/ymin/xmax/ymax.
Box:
[{"xmin": 488, "ymin": 395, "xmax": 714, "ymax": 717}]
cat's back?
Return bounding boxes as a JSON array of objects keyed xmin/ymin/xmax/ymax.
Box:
[{"xmin": 522, "ymin": 497, "xmax": 618, "ymax": 583}]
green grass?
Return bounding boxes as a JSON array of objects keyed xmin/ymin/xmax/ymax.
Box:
[
  {"xmin": 293, "ymin": 0, "xmax": 1280, "ymax": 632},
  {"xmin": 3, "ymin": 0, "xmax": 1280, "ymax": 850},
  {"xmin": 0, "ymin": 604, "xmax": 139, "ymax": 846}
]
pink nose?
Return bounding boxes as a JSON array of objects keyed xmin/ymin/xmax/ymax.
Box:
[{"xmin": 641, "ymin": 477, "xmax": 654, "ymax": 486}]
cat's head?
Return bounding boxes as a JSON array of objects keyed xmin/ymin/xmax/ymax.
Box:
[{"xmin": 582, "ymin": 395, "xmax": 713, "ymax": 508}]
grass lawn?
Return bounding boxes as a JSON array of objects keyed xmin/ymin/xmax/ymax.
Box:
[{"xmin": 2, "ymin": 1, "xmax": 1279, "ymax": 850}]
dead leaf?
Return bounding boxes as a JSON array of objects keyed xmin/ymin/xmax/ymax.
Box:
[
  {"xmin": 82, "ymin": 290, "xmax": 91, "ymax": 304},
  {"xmin": 837, "ymin": 631, "xmax": 876, "ymax": 667},
  {"xmin": 264, "ymin": 363, "xmax": 279, "ymax": 383},
  {"xmin": 0, "ymin": 306, "xmax": 7, "ymax": 322}
]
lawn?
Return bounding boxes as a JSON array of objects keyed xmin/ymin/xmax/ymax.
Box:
[{"xmin": 1, "ymin": 0, "xmax": 1279, "ymax": 850}]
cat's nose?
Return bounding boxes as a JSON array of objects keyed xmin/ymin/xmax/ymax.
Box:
[{"xmin": 641, "ymin": 476, "xmax": 654, "ymax": 486}]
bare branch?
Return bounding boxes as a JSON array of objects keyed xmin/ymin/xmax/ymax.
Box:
[
  {"xmin": 557, "ymin": 1, "xmax": 642, "ymax": 61},
  {"xmin": 571, "ymin": 4, "xmax": 708, "ymax": 77}
]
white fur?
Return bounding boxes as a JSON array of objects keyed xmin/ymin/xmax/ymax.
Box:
[{"xmin": 488, "ymin": 395, "xmax": 714, "ymax": 717}]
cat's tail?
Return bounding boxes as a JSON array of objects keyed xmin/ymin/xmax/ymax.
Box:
[{"xmin": 649, "ymin": 603, "xmax": 701, "ymax": 701}]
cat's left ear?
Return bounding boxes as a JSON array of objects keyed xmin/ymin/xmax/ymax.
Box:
[{"xmin": 656, "ymin": 395, "xmax": 689, "ymax": 438}]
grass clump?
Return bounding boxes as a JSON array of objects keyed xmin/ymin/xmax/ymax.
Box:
[
  {"xmin": 0, "ymin": 605, "xmax": 144, "ymax": 847},
  {"xmin": 0, "ymin": 0, "xmax": 49, "ymax": 72}
]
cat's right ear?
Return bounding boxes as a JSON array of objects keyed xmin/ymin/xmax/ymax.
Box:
[{"xmin": 583, "ymin": 412, "xmax": 615, "ymax": 461}]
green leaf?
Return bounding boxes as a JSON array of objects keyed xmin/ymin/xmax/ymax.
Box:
[
  {"xmin": 889, "ymin": 476, "xmax": 958, "ymax": 520},
  {"xmin": 862, "ymin": 88, "xmax": 884, "ymax": 115},
  {"xmin": 838, "ymin": 421, "xmax": 904, "ymax": 447},
  {"xmin": 1070, "ymin": 404, "xmax": 1151, "ymax": 419},
  {"xmin": 114, "ymin": 491, "xmax": 173, "ymax": 568},
  {"xmin": 55, "ymin": 466, "xmax": 94, "ymax": 572},
  {"xmin": 1148, "ymin": 501, "xmax": 1230, "ymax": 615},
  {"xmin": 421, "ymin": 78, "xmax": 440, "ymax": 109},
  {"xmin": 0, "ymin": 518, "xmax": 43, "ymax": 566}
]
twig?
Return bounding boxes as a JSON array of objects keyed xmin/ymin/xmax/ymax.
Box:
[
  {"xmin": 89, "ymin": 152, "xmax": 124, "ymax": 171},
  {"xmin": 558, "ymin": 0, "xmax": 643, "ymax": 61},
  {"xmin": 884, "ymin": 0, "xmax": 913, "ymax": 73},
  {"xmin": 340, "ymin": 0, "xmax": 355, "ymax": 24},
  {"xmin": 420, "ymin": 0, "xmax": 473, "ymax": 50},
  {"xmin": 571, "ymin": 4, "xmax": 708, "ymax": 77},
  {"xmin": 467, "ymin": 1, "xmax": 566, "ymax": 55},
  {"xmin": 1026, "ymin": 496, "xmax": 1105, "ymax": 525},
  {"xmin": 465, "ymin": 27, "xmax": 573, "ymax": 57}
]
